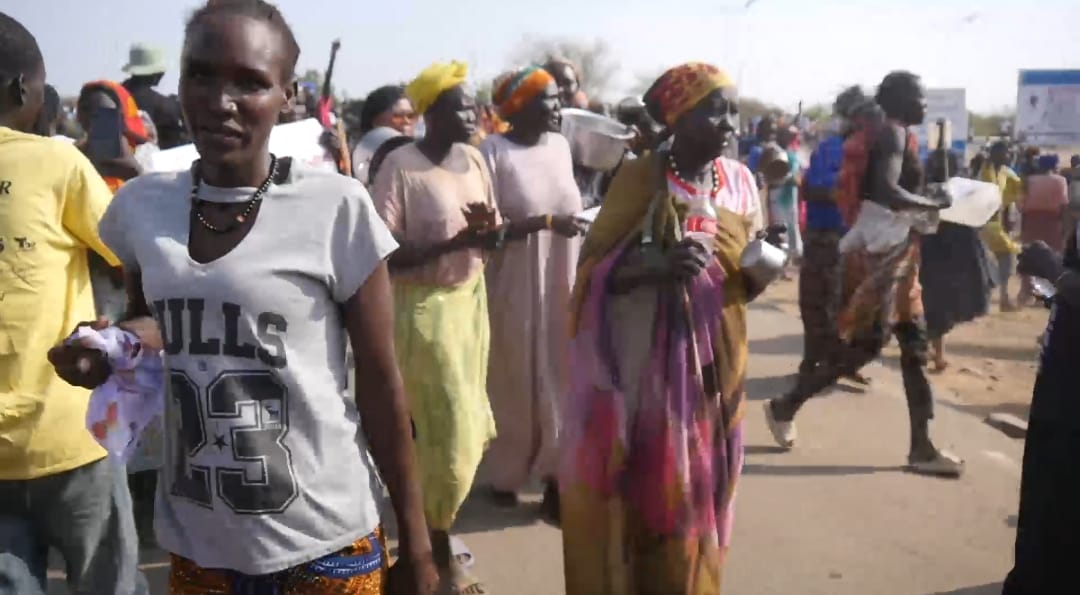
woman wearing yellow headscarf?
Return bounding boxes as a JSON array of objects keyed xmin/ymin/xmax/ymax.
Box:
[{"xmin": 559, "ymin": 63, "xmax": 772, "ymax": 595}]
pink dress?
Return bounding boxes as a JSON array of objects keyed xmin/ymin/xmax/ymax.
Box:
[
  {"xmin": 479, "ymin": 133, "xmax": 583, "ymax": 491},
  {"xmin": 1022, "ymin": 173, "xmax": 1069, "ymax": 252}
]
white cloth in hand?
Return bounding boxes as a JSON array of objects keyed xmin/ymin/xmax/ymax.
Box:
[{"xmin": 67, "ymin": 326, "xmax": 165, "ymax": 464}]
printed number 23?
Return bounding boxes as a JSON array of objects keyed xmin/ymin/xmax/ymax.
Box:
[{"xmin": 169, "ymin": 370, "xmax": 298, "ymax": 514}]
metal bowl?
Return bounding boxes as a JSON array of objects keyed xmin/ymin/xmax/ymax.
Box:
[
  {"xmin": 560, "ymin": 108, "xmax": 635, "ymax": 172},
  {"xmin": 739, "ymin": 238, "xmax": 787, "ymax": 288}
]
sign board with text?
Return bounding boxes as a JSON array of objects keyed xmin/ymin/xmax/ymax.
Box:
[
  {"xmin": 1015, "ymin": 70, "xmax": 1080, "ymax": 147},
  {"xmin": 914, "ymin": 88, "xmax": 968, "ymax": 157}
]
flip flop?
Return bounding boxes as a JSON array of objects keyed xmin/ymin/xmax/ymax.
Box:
[
  {"xmin": 450, "ymin": 536, "xmax": 474, "ymax": 569},
  {"xmin": 450, "ymin": 559, "xmax": 488, "ymax": 594},
  {"xmin": 906, "ymin": 449, "xmax": 964, "ymax": 478}
]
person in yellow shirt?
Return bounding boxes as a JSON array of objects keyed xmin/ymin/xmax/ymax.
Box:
[
  {"xmin": 980, "ymin": 141, "xmax": 1024, "ymax": 311},
  {"xmin": 0, "ymin": 12, "xmax": 144, "ymax": 594}
]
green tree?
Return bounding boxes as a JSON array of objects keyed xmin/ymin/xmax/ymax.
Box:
[
  {"xmin": 801, "ymin": 103, "xmax": 831, "ymax": 123},
  {"xmin": 969, "ymin": 110, "xmax": 1014, "ymax": 137},
  {"xmin": 473, "ymin": 81, "xmax": 493, "ymax": 105}
]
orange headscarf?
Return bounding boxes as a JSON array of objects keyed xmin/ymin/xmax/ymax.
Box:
[
  {"xmin": 493, "ymin": 65, "xmax": 554, "ymax": 120},
  {"xmin": 80, "ymin": 80, "xmax": 149, "ymax": 147},
  {"xmin": 79, "ymin": 80, "xmax": 150, "ymax": 192}
]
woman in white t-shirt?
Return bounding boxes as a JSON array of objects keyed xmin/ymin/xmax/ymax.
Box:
[{"xmin": 48, "ymin": 1, "xmax": 439, "ymax": 593}]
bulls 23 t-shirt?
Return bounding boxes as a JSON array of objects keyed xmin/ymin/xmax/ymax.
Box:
[{"xmin": 99, "ymin": 161, "xmax": 397, "ymax": 575}]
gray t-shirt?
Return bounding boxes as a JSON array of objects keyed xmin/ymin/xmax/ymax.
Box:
[{"xmin": 99, "ymin": 161, "xmax": 397, "ymax": 575}]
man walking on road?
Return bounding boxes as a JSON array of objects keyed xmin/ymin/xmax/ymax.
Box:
[{"xmin": 764, "ymin": 71, "xmax": 963, "ymax": 478}]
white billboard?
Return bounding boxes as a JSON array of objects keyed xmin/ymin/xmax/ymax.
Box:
[
  {"xmin": 914, "ymin": 88, "xmax": 968, "ymax": 154},
  {"xmin": 1015, "ymin": 70, "xmax": 1080, "ymax": 146}
]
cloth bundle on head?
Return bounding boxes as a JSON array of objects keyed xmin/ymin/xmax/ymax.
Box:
[
  {"xmin": 493, "ymin": 65, "xmax": 554, "ymax": 119},
  {"xmin": 643, "ymin": 62, "xmax": 734, "ymax": 128},
  {"xmin": 80, "ymin": 80, "xmax": 149, "ymax": 147},
  {"xmin": 406, "ymin": 61, "xmax": 469, "ymax": 116}
]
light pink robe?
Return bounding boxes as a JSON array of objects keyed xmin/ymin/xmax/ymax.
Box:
[{"xmin": 480, "ymin": 133, "xmax": 583, "ymax": 491}]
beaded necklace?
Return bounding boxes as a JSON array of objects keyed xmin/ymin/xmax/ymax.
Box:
[{"xmin": 191, "ymin": 154, "xmax": 279, "ymax": 234}]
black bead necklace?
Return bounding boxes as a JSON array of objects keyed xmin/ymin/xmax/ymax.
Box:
[
  {"xmin": 667, "ymin": 152, "xmax": 720, "ymax": 196},
  {"xmin": 191, "ymin": 154, "xmax": 279, "ymax": 234}
]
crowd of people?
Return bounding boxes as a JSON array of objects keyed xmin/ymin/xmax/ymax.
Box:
[{"xmin": 1, "ymin": 0, "xmax": 1079, "ymax": 594}]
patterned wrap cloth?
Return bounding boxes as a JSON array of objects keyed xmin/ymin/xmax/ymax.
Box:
[
  {"xmin": 169, "ymin": 529, "xmax": 387, "ymax": 594},
  {"xmin": 493, "ymin": 65, "xmax": 554, "ymax": 120},
  {"xmin": 562, "ymin": 144, "xmax": 752, "ymax": 594},
  {"xmin": 643, "ymin": 62, "xmax": 735, "ymax": 128},
  {"xmin": 405, "ymin": 61, "xmax": 469, "ymax": 116}
]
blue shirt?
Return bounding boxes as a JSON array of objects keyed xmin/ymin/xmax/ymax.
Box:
[
  {"xmin": 803, "ymin": 134, "xmax": 846, "ymax": 232},
  {"xmin": 747, "ymin": 144, "xmax": 764, "ymax": 173}
]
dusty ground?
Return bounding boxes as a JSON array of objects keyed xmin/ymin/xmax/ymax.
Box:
[{"xmin": 764, "ymin": 273, "xmax": 1048, "ymax": 421}]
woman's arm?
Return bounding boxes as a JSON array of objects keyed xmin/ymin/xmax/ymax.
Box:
[
  {"xmin": 386, "ymin": 232, "xmax": 475, "ymax": 271},
  {"xmin": 117, "ymin": 271, "xmax": 163, "ymax": 350},
  {"xmin": 95, "ymin": 155, "xmax": 142, "ymax": 181},
  {"xmin": 609, "ymin": 240, "xmax": 708, "ymax": 294},
  {"xmin": 47, "ymin": 270, "xmax": 160, "ymax": 387},
  {"xmin": 501, "ymin": 214, "xmax": 587, "ymax": 242},
  {"xmin": 342, "ymin": 261, "xmax": 435, "ymax": 572}
]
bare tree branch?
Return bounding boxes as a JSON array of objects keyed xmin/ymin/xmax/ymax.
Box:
[{"xmin": 509, "ymin": 36, "xmax": 619, "ymax": 101}]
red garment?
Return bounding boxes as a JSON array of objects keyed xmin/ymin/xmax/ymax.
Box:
[
  {"xmin": 835, "ymin": 118, "xmax": 916, "ymax": 228},
  {"xmin": 316, "ymin": 96, "xmax": 334, "ymax": 128},
  {"xmin": 836, "ymin": 130, "xmax": 871, "ymax": 228}
]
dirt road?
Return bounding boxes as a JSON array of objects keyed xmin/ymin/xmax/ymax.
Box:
[{"xmin": 764, "ymin": 274, "xmax": 1049, "ymax": 422}]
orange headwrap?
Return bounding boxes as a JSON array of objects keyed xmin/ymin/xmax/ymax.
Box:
[
  {"xmin": 643, "ymin": 62, "xmax": 735, "ymax": 128},
  {"xmin": 493, "ymin": 65, "xmax": 555, "ymax": 120},
  {"xmin": 80, "ymin": 80, "xmax": 150, "ymax": 193},
  {"xmin": 80, "ymin": 80, "xmax": 150, "ymax": 147}
]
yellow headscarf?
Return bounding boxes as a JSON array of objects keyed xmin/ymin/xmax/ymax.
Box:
[
  {"xmin": 406, "ymin": 61, "xmax": 469, "ymax": 116},
  {"xmin": 643, "ymin": 62, "xmax": 735, "ymax": 128}
]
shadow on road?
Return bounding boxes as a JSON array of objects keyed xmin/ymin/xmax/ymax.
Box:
[
  {"xmin": 745, "ymin": 373, "xmax": 793, "ymax": 401},
  {"xmin": 748, "ymin": 301, "xmax": 788, "ymax": 314},
  {"xmin": 931, "ymin": 583, "xmax": 1002, "ymax": 595},
  {"xmin": 743, "ymin": 463, "xmax": 906, "ymax": 477},
  {"xmin": 938, "ymin": 338, "xmax": 1038, "ymax": 363},
  {"xmin": 743, "ymin": 444, "xmax": 790, "ymax": 455},
  {"xmin": 745, "ymin": 373, "xmax": 866, "ymax": 402},
  {"xmin": 748, "ymin": 333, "xmax": 804, "ymax": 356},
  {"xmin": 380, "ymin": 485, "xmax": 546, "ymax": 546}
]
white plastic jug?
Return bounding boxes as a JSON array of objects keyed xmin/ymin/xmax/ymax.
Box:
[{"xmin": 938, "ymin": 177, "xmax": 1002, "ymax": 227}]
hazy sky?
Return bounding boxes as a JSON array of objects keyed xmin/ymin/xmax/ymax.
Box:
[{"xmin": 9, "ymin": 0, "xmax": 1080, "ymax": 113}]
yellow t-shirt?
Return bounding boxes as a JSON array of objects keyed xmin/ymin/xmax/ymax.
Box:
[
  {"xmin": 979, "ymin": 163, "xmax": 1023, "ymax": 255},
  {"xmin": 0, "ymin": 127, "xmax": 120, "ymax": 480}
]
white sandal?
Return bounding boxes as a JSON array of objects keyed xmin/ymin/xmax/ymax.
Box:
[
  {"xmin": 764, "ymin": 400, "xmax": 797, "ymax": 450},
  {"xmin": 906, "ymin": 449, "xmax": 964, "ymax": 478}
]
